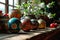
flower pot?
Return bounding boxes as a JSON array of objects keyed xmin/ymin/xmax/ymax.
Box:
[
  {"xmin": 20, "ymin": 18, "xmax": 32, "ymax": 32},
  {"xmin": 38, "ymin": 19, "xmax": 46, "ymax": 29},
  {"xmin": 8, "ymin": 18, "xmax": 21, "ymax": 33},
  {"xmin": 9, "ymin": 9, "xmax": 21, "ymax": 19},
  {"xmin": 30, "ymin": 19, "xmax": 39, "ymax": 30}
]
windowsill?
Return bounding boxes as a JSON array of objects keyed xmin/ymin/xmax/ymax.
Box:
[{"xmin": 0, "ymin": 27, "xmax": 59, "ymax": 40}]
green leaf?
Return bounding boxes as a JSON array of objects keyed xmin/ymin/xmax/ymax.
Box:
[{"xmin": 51, "ymin": 13, "xmax": 56, "ymax": 18}]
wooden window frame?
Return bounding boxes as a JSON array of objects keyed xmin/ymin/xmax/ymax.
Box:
[{"xmin": 0, "ymin": 0, "xmax": 21, "ymax": 14}]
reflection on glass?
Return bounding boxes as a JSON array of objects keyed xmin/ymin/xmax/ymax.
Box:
[
  {"xmin": 0, "ymin": 4, "xmax": 5, "ymax": 14},
  {"xmin": 9, "ymin": 6, "xmax": 13, "ymax": 14},
  {"xmin": 0, "ymin": 0, "xmax": 5, "ymax": 3},
  {"xmin": 9, "ymin": 0, "xmax": 13, "ymax": 5}
]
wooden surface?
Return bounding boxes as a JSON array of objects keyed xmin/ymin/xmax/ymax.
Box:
[
  {"xmin": 0, "ymin": 27, "xmax": 59, "ymax": 40},
  {"xmin": 27, "ymin": 26, "xmax": 60, "ymax": 40}
]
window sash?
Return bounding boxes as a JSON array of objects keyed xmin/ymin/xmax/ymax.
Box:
[
  {"xmin": 0, "ymin": 0, "xmax": 20, "ymax": 13},
  {"xmin": 0, "ymin": 0, "xmax": 5, "ymax": 3}
]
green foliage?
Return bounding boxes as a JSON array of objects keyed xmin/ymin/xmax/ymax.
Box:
[
  {"xmin": 50, "ymin": 1, "xmax": 55, "ymax": 6},
  {"xmin": 16, "ymin": 1, "xmax": 56, "ymax": 18},
  {"xmin": 33, "ymin": 0, "xmax": 41, "ymax": 4},
  {"xmin": 47, "ymin": 1, "xmax": 55, "ymax": 8},
  {"xmin": 51, "ymin": 13, "xmax": 56, "ymax": 18}
]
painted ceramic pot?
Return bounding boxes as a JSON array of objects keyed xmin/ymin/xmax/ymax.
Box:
[
  {"xmin": 30, "ymin": 19, "xmax": 39, "ymax": 30},
  {"xmin": 38, "ymin": 19, "xmax": 46, "ymax": 29},
  {"xmin": 20, "ymin": 16, "xmax": 32, "ymax": 32},
  {"xmin": 9, "ymin": 9, "xmax": 21, "ymax": 19},
  {"xmin": 8, "ymin": 18, "xmax": 21, "ymax": 33}
]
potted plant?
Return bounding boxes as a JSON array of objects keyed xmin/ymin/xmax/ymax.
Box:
[{"xmin": 19, "ymin": 1, "xmax": 55, "ymax": 26}]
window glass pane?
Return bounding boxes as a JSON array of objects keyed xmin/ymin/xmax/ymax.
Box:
[
  {"xmin": 0, "ymin": 0, "xmax": 5, "ymax": 3},
  {"xmin": 0, "ymin": 4, "xmax": 5, "ymax": 14},
  {"xmin": 9, "ymin": 0, "xmax": 13, "ymax": 5},
  {"xmin": 9, "ymin": 6, "xmax": 13, "ymax": 14},
  {"xmin": 14, "ymin": 0, "xmax": 18, "ymax": 6}
]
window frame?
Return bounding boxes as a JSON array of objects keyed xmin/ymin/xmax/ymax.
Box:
[{"xmin": 0, "ymin": 0, "xmax": 21, "ymax": 14}]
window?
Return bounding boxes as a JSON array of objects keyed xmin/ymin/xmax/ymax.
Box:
[
  {"xmin": 9, "ymin": 6, "xmax": 13, "ymax": 14},
  {"xmin": 9, "ymin": 0, "xmax": 13, "ymax": 5},
  {"xmin": 0, "ymin": 0, "xmax": 19, "ymax": 14},
  {"xmin": 0, "ymin": 0, "xmax": 5, "ymax": 3},
  {"xmin": 0, "ymin": 4, "xmax": 5, "ymax": 14},
  {"xmin": 0, "ymin": 0, "xmax": 5, "ymax": 14},
  {"xmin": 14, "ymin": 0, "xmax": 18, "ymax": 6},
  {"xmin": 9, "ymin": 0, "xmax": 19, "ymax": 14}
]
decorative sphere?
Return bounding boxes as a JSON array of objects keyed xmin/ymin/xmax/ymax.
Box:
[
  {"xmin": 50, "ymin": 23, "xmax": 58, "ymax": 28},
  {"xmin": 9, "ymin": 9, "xmax": 21, "ymax": 19},
  {"xmin": 30, "ymin": 19, "xmax": 39, "ymax": 30},
  {"xmin": 38, "ymin": 19, "xmax": 46, "ymax": 29},
  {"xmin": 20, "ymin": 17, "xmax": 32, "ymax": 32},
  {"xmin": 8, "ymin": 18, "xmax": 21, "ymax": 33}
]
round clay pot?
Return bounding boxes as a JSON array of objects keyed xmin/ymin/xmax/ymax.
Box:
[
  {"xmin": 38, "ymin": 19, "xmax": 46, "ymax": 29},
  {"xmin": 9, "ymin": 9, "xmax": 21, "ymax": 19},
  {"xmin": 20, "ymin": 16, "xmax": 32, "ymax": 32},
  {"xmin": 30, "ymin": 19, "xmax": 39, "ymax": 30},
  {"xmin": 8, "ymin": 18, "xmax": 21, "ymax": 33}
]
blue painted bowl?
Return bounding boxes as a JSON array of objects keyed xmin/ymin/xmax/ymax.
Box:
[{"xmin": 8, "ymin": 18, "xmax": 21, "ymax": 33}]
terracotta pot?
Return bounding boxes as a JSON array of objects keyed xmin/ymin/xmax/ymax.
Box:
[
  {"xmin": 38, "ymin": 15, "xmax": 50, "ymax": 27},
  {"xmin": 9, "ymin": 9, "xmax": 21, "ymax": 19},
  {"xmin": 20, "ymin": 17, "xmax": 32, "ymax": 32},
  {"xmin": 30, "ymin": 19, "xmax": 39, "ymax": 30},
  {"xmin": 38, "ymin": 19, "xmax": 46, "ymax": 29}
]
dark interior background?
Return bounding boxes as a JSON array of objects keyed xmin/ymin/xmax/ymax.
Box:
[{"xmin": 44, "ymin": 0, "xmax": 60, "ymax": 20}]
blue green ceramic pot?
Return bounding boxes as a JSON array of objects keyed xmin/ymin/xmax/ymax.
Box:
[{"xmin": 8, "ymin": 18, "xmax": 21, "ymax": 33}]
